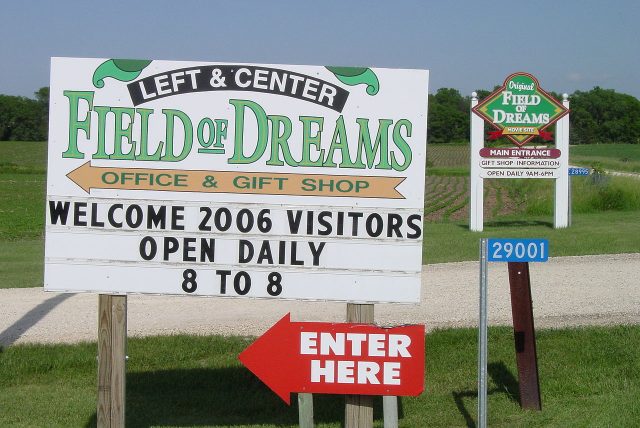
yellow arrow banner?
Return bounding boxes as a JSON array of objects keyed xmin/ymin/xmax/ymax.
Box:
[{"xmin": 66, "ymin": 162, "xmax": 406, "ymax": 199}]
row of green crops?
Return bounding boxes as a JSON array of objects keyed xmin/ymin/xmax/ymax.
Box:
[{"xmin": 426, "ymin": 145, "xmax": 470, "ymax": 168}]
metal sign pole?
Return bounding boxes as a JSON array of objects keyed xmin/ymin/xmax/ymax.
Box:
[
  {"xmin": 568, "ymin": 173, "xmax": 572, "ymax": 227},
  {"xmin": 478, "ymin": 239, "xmax": 488, "ymax": 428}
]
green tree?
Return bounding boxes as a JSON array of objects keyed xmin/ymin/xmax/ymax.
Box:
[
  {"xmin": 570, "ymin": 88, "xmax": 640, "ymax": 144},
  {"xmin": 0, "ymin": 88, "xmax": 48, "ymax": 141},
  {"xmin": 428, "ymin": 88, "xmax": 469, "ymax": 144}
]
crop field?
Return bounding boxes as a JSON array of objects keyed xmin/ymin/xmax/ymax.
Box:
[
  {"xmin": 425, "ymin": 145, "xmax": 521, "ymax": 221},
  {"xmin": 423, "ymin": 143, "xmax": 640, "ymax": 222},
  {"xmin": 426, "ymin": 144, "xmax": 470, "ymax": 168},
  {"xmin": 424, "ymin": 177, "xmax": 520, "ymax": 222}
]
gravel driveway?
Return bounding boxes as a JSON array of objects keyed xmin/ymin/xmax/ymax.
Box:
[{"xmin": 1, "ymin": 253, "xmax": 639, "ymax": 346}]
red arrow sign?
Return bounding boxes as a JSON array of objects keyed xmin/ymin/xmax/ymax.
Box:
[{"xmin": 238, "ymin": 313, "xmax": 425, "ymax": 404}]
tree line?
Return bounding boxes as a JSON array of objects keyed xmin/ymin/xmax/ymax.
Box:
[
  {"xmin": 0, "ymin": 88, "xmax": 49, "ymax": 141},
  {"xmin": 1, "ymin": 86, "xmax": 639, "ymax": 144},
  {"xmin": 428, "ymin": 87, "xmax": 640, "ymax": 145}
]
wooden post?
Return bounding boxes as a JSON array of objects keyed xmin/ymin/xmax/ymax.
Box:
[
  {"xmin": 298, "ymin": 392, "xmax": 314, "ymax": 428},
  {"xmin": 98, "ymin": 294, "xmax": 127, "ymax": 427},
  {"xmin": 507, "ymin": 263, "xmax": 542, "ymax": 410},
  {"xmin": 383, "ymin": 396, "xmax": 398, "ymax": 428},
  {"xmin": 345, "ymin": 303, "xmax": 374, "ymax": 428}
]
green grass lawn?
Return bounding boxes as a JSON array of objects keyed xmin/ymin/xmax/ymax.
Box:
[
  {"xmin": 424, "ymin": 211, "xmax": 640, "ymax": 264},
  {"xmin": 1, "ymin": 326, "xmax": 638, "ymax": 427},
  {"xmin": 570, "ymin": 143, "xmax": 640, "ymax": 173},
  {"xmin": 0, "ymin": 238, "xmax": 43, "ymax": 288},
  {"xmin": 0, "ymin": 140, "xmax": 47, "ymax": 172},
  {"xmin": 0, "ymin": 141, "xmax": 47, "ymax": 240}
]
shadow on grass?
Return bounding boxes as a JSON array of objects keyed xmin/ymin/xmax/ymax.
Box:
[
  {"xmin": 455, "ymin": 219, "xmax": 553, "ymax": 231},
  {"xmin": 452, "ymin": 361, "xmax": 520, "ymax": 428},
  {"xmin": 84, "ymin": 367, "xmax": 390, "ymax": 427},
  {"xmin": 484, "ymin": 220, "xmax": 553, "ymax": 229}
]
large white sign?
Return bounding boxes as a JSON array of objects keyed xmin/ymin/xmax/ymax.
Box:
[{"xmin": 45, "ymin": 57, "xmax": 429, "ymax": 303}]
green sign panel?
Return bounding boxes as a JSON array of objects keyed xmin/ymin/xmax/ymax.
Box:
[{"xmin": 472, "ymin": 72, "xmax": 569, "ymax": 146}]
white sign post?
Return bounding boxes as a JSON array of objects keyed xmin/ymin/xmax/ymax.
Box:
[
  {"xmin": 470, "ymin": 93, "xmax": 484, "ymax": 232},
  {"xmin": 554, "ymin": 95, "xmax": 570, "ymax": 228},
  {"xmin": 45, "ymin": 58, "xmax": 429, "ymax": 303}
]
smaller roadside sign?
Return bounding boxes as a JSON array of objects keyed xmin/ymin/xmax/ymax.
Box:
[
  {"xmin": 568, "ymin": 167, "xmax": 591, "ymax": 176},
  {"xmin": 487, "ymin": 238, "xmax": 548, "ymax": 262},
  {"xmin": 239, "ymin": 313, "xmax": 425, "ymax": 404}
]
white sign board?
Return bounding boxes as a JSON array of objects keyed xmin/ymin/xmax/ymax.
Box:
[
  {"xmin": 479, "ymin": 159, "xmax": 560, "ymax": 169},
  {"xmin": 45, "ymin": 57, "xmax": 429, "ymax": 303},
  {"xmin": 480, "ymin": 168, "xmax": 560, "ymax": 178}
]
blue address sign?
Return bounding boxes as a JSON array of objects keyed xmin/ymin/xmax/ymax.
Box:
[
  {"xmin": 568, "ymin": 167, "xmax": 590, "ymax": 176},
  {"xmin": 487, "ymin": 238, "xmax": 549, "ymax": 262}
]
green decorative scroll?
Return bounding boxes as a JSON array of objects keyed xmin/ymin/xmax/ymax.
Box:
[
  {"xmin": 93, "ymin": 59, "xmax": 152, "ymax": 88},
  {"xmin": 326, "ymin": 66, "xmax": 379, "ymax": 95}
]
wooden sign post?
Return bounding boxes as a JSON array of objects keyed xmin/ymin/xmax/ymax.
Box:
[
  {"xmin": 345, "ymin": 303, "xmax": 375, "ymax": 428},
  {"xmin": 97, "ymin": 294, "xmax": 127, "ymax": 427}
]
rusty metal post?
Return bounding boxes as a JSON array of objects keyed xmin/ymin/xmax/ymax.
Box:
[{"xmin": 507, "ymin": 262, "xmax": 542, "ymax": 410}]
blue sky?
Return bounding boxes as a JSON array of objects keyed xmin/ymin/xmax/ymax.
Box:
[{"xmin": 1, "ymin": 0, "xmax": 638, "ymax": 98}]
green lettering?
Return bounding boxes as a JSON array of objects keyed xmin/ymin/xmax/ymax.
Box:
[
  {"xmin": 93, "ymin": 106, "xmax": 110, "ymax": 159},
  {"xmin": 324, "ymin": 116, "xmax": 356, "ymax": 168},
  {"xmin": 354, "ymin": 118, "xmax": 392, "ymax": 170},
  {"xmin": 135, "ymin": 109, "xmax": 162, "ymax": 160},
  {"xmin": 267, "ymin": 115, "xmax": 298, "ymax": 166},
  {"xmin": 228, "ymin": 99, "xmax": 269, "ymax": 164},
  {"xmin": 63, "ymin": 91, "xmax": 94, "ymax": 159},
  {"xmin": 160, "ymin": 109, "xmax": 193, "ymax": 162},
  {"xmin": 391, "ymin": 119, "xmax": 412, "ymax": 171},
  {"xmin": 299, "ymin": 116, "xmax": 324, "ymax": 167},
  {"xmin": 110, "ymin": 107, "xmax": 136, "ymax": 160}
]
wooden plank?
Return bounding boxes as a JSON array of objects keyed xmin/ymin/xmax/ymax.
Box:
[
  {"xmin": 298, "ymin": 392, "xmax": 314, "ymax": 428},
  {"xmin": 507, "ymin": 262, "xmax": 542, "ymax": 410},
  {"xmin": 346, "ymin": 303, "xmax": 374, "ymax": 324},
  {"xmin": 111, "ymin": 295, "xmax": 127, "ymax": 426},
  {"xmin": 383, "ymin": 396, "xmax": 398, "ymax": 428},
  {"xmin": 97, "ymin": 294, "xmax": 112, "ymax": 427},
  {"xmin": 345, "ymin": 303, "xmax": 374, "ymax": 428},
  {"xmin": 97, "ymin": 294, "xmax": 127, "ymax": 428}
]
